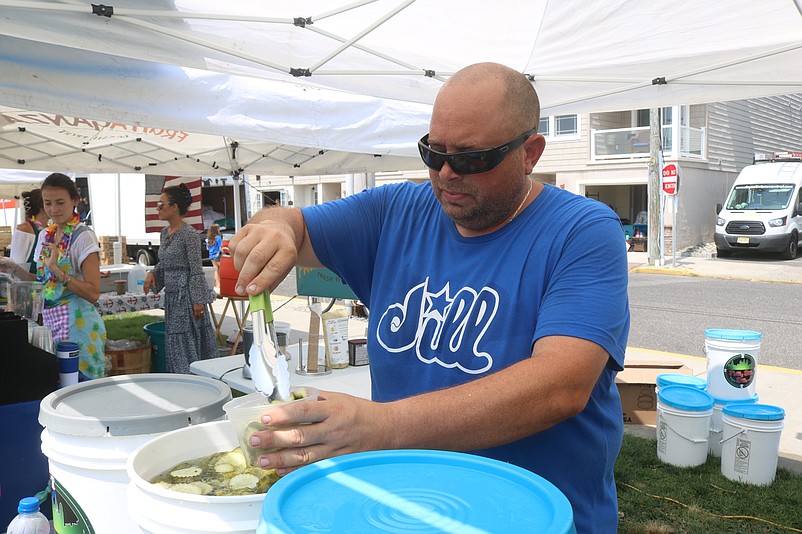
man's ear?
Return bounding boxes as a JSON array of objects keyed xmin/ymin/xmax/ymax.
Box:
[{"xmin": 523, "ymin": 134, "xmax": 546, "ymax": 174}]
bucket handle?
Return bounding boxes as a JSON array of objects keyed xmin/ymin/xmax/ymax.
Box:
[
  {"xmin": 663, "ymin": 421, "xmax": 709, "ymax": 444},
  {"xmin": 719, "ymin": 427, "xmax": 746, "ymax": 446}
]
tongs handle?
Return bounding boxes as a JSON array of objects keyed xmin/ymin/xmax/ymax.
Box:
[{"xmin": 249, "ymin": 291, "xmax": 274, "ymax": 322}]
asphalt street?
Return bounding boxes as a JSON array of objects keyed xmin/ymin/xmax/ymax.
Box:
[{"xmin": 627, "ymin": 273, "xmax": 802, "ymax": 370}]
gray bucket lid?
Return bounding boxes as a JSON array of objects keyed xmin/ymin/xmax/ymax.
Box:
[{"xmin": 39, "ymin": 374, "xmax": 232, "ymax": 437}]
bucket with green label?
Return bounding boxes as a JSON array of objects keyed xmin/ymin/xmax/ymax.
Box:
[
  {"xmin": 704, "ymin": 329, "xmax": 761, "ymax": 401},
  {"xmin": 39, "ymin": 374, "xmax": 231, "ymax": 533}
]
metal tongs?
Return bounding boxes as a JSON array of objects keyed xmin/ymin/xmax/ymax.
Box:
[{"xmin": 247, "ymin": 292, "xmax": 291, "ymax": 401}]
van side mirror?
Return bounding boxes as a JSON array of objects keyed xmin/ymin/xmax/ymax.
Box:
[
  {"xmin": 794, "ymin": 204, "xmax": 802, "ymax": 217},
  {"xmin": 716, "ymin": 202, "xmax": 723, "ymax": 215}
]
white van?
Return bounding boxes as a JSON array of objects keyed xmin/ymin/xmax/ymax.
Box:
[{"xmin": 715, "ymin": 152, "xmax": 802, "ymax": 260}]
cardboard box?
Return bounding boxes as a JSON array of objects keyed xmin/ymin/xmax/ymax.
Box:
[{"xmin": 616, "ymin": 360, "xmax": 692, "ymax": 425}]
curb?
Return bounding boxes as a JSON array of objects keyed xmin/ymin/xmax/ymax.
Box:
[
  {"xmin": 630, "ymin": 265, "xmax": 802, "ymax": 284},
  {"xmin": 630, "ymin": 266, "xmax": 698, "ymax": 277}
]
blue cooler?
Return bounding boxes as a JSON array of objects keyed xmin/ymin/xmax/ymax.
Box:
[{"xmin": 258, "ymin": 449, "xmax": 575, "ymax": 533}]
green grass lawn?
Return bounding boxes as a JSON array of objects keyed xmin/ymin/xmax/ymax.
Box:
[
  {"xmin": 104, "ymin": 312, "xmax": 162, "ymax": 342},
  {"xmin": 617, "ymin": 433, "xmax": 802, "ymax": 533}
]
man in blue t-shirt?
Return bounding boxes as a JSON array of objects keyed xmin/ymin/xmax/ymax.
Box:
[{"xmin": 229, "ymin": 62, "xmax": 630, "ymax": 533}]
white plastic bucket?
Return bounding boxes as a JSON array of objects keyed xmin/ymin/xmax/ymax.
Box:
[
  {"xmin": 127, "ymin": 420, "xmax": 264, "ymax": 534},
  {"xmin": 656, "ymin": 386, "xmax": 714, "ymax": 467},
  {"xmin": 708, "ymin": 394, "xmax": 759, "ymax": 457},
  {"xmin": 704, "ymin": 329, "xmax": 761, "ymax": 401},
  {"xmin": 720, "ymin": 403, "xmax": 785, "ymax": 486},
  {"xmin": 39, "ymin": 374, "xmax": 231, "ymax": 534}
]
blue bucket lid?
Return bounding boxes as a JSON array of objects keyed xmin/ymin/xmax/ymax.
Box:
[
  {"xmin": 258, "ymin": 450, "xmax": 575, "ymax": 534},
  {"xmin": 722, "ymin": 403, "xmax": 785, "ymax": 421},
  {"xmin": 704, "ymin": 329, "xmax": 762, "ymax": 341},
  {"xmin": 656, "ymin": 373, "xmax": 706, "ymax": 390},
  {"xmin": 713, "ymin": 393, "xmax": 759, "ymax": 406},
  {"xmin": 657, "ymin": 385, "xmax": 714, "ymax": 411}
]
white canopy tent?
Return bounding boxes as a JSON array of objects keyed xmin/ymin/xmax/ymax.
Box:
[
  {"xmin": 0, "ymin": 169, "xmax": 50, "ymax": 199},
  {"xmin": 2, "ymin": 0, "xmax": 802, "ymax": 251},
  {"xmin": 1, "ymin": 0, "xmax": 802, "ymax": 123}
]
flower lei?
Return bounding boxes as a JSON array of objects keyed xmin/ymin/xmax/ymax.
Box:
[{"xmin": 37, "ymin": 213, "xmax": 80, "ymax": 301}]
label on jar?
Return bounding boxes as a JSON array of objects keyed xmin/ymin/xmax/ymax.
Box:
[{"xmin": 322, "ymin": 309, "xmax": 349, "ymax": 369}]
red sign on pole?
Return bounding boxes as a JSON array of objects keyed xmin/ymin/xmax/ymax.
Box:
[{"xmin": 662, "ymin": 163, "xmax": 677, "ymax": 195}]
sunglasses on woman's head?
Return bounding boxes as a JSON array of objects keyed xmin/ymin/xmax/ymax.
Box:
[
  {"xmin": 156, "ymin": 202, "xmax": 172, "ymax": 210},
  {"xmin": 418, "ymin": 129, "xmax": 537, "ymax": 175}
]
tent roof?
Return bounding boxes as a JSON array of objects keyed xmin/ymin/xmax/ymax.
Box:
[
  {"xmin": 0, "ymin": 169, "xmax": 49, "ymax": 199},
  {"xmin": 1, "ymin": 1, "xmax": 802, "ymax": 176},
  {"xmin": 2, "ymin": 0, "xmax": 802, "ymax": 114}
]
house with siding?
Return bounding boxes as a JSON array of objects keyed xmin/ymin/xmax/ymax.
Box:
[{"xmin": 250, "ymin": 94, "xmax": 802, "ymax": 253}]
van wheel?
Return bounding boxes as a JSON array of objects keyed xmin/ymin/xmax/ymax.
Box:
[
  {"xmin": 781, "ymin": 232, "xmax": 798, "ymax": 260},
  {"xmin": 716, "ymin": 248, "xmax": 731, "ymax": 258},
  {"xmin": 136, "ymin": 249, "xmax": 156, "ymax": 266}
]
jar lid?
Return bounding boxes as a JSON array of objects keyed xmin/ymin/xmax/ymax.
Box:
[
  {"xmin": 658, "ymin": 385, "xmax": 714, "ymax": 411},
  {"xmin": 722, "ymin": 403, "xmax": 785, "ymax": 421},
  {"xmin": 704, "ymin": 329, "xmax": 762, "ymax": 341},
  {"xmin": 55, "ymin": 341, "xmax": 79, "ymax": 352},
  {"xmin": 260, "ymin": 450, "xmax": 575, "ymax": 533}
]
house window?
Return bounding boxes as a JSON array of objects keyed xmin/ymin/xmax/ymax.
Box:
[
  {"xmin": 555, "ymin": 115, "xmax": 578, "ymax": 136},
  {"xmin": 538, "ymin": 117, "xmax": 550, "ymax": 136},
  {"xmin": 538, "ymin": 114, "xmax": 580, "ymax": 140}
]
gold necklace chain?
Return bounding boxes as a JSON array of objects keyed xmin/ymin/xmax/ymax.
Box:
[{"xmin": 507, "ymin": 178, "xmax": 533, "ymax": 224}]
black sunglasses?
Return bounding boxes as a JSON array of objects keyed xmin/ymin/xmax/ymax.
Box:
[{"xmin": 418, "ymin": 129, "xmax": 537, "ymax": 175}]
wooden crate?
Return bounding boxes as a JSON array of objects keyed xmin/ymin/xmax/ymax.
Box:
[{"xmin": 108, "ymin": 343, "xmax": 151, "ymax": 375}]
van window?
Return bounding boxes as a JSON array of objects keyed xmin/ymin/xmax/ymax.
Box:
[{"xmin": 725, "ymin": 184, "xmax": 795, "ymax": 210}]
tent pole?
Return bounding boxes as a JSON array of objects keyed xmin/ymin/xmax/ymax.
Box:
[
  {"xmin": 648, "ymin": 108, "xmax": 662, "ymax": 266},
  {"xmin": 232, "ymin": 175, "xmax": 242, "ymax": 232},
  {"xmin": 115, "ymin": 174, "xmax": 122, "ymax": 239}
]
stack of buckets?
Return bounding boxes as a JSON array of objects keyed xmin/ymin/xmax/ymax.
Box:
[{"xmin": 655, "ymin": 328, "xmax": 785, "ymax": 486}]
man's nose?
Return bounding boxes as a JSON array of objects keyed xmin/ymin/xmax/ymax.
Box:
[{"xmin": 438, "ymin": 161, "xmax": 462, "ymax": 180}]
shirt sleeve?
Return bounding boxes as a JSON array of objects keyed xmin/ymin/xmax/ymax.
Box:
[
  {"xmin": 185, "ymin": 227, "xmax": 212, "ymax": 304},
  {"xmin": 69, "ymin": 227, "xmax": 100, "ymax": 280},
  {"xmin": 151, "ymin": 229, "xmax": 166, "ymax": 291}
]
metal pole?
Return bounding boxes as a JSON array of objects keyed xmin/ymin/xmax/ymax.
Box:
[
  {"xmin": 673, "ymin": 191, "xmax": 678, "ymax": 266},
  {"xmin": 648, "ymin": 109, "xmax": 662, "ymax": 265}
]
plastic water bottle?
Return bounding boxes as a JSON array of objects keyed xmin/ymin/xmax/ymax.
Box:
[
  {"xmin": 128, "ymin": 264, "xmax": 147, "ymax": 293},
  {"xmin": 6, "ymin": 497, "xmax": 50, "ymax": 534}
]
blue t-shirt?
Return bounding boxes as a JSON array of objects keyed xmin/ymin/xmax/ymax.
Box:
[
  {"xmin": 206, "ymin": 235, "xmax": 222, "ymax": 260},
  {"xmin": 303, "ymin": 181, "xmax": 630, "ymax": 533}
]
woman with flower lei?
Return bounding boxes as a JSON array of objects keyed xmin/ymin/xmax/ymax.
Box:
[{"xmin": 1, "ymin": 173, "xmax": 106, "ymax": 378}]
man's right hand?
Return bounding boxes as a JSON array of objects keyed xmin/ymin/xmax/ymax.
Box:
[{"xmin": 228, "ymin": 218, "xmax": 299, "ymax": 296}]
